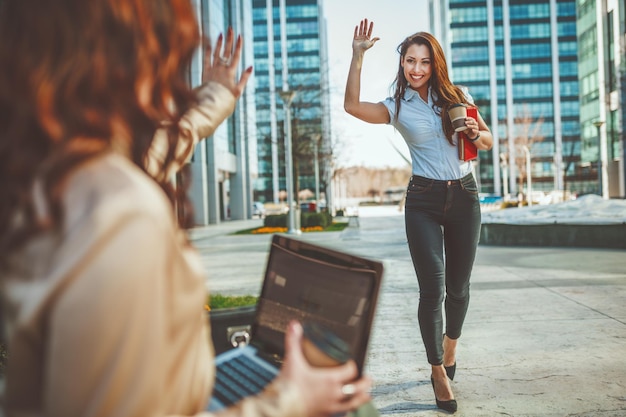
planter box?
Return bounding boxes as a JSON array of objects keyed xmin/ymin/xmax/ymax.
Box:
[{"xmin": 480, "ymin": 223, "xmax": 626, "ymax": 249}]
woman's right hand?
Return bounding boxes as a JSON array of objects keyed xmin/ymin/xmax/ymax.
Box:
[
  {"xmin": 279, "ymin": 321, "xmax": 372, "ymax": 417},
  {"xmin": 202, "ymin": 27, "xmax": 253, "ymax": 99},
  {"xmin": 352, "ymin": 19, "xmax": 380, "ymax": 55}
]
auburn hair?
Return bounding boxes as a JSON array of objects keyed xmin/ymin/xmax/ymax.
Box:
[
  {"xmin": 0, "ymin": 0, "xmax": 201, "ymax": 264},
  {"xmin": 392, "ymin": 31, "xmax": 473, "ymax": 145}
]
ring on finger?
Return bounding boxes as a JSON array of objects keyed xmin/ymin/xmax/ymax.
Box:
[
  {"xmin": 341, "ymin": 383, "xmax": 356, "ymax": 397},
  {"xmin": 219, "ymin": 56, "xmax": 230, "ymax": 66}
]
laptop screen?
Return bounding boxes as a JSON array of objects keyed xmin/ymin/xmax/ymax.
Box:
[{"xmin": 251, "ymin": 235, "xmax": 383, "ymax": 373}]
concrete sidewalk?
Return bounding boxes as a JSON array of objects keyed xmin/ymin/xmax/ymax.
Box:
[{"xmin": 190, "ymin": 206, "xmax": 626, "ymax": 416}]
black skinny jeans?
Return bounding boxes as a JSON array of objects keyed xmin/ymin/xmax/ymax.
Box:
[{"xmin": 404, "ymin": 173, "xmax": 481, "ymax": 366}]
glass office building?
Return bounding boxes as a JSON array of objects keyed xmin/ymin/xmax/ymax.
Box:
[
  {"xmin": 251, "ymin": 0, "xmax": 331, "ymax": 204},
  {"xmin": 434, "ymin": 0, "xmax": 599, "ymax": 198},
  {"xmin": 577, "ymin": 0, "xmax": 625, "ymax": 198},
  {"xmin": 187, "ymin": 0, "xmax": 258, "ymax": 224}
]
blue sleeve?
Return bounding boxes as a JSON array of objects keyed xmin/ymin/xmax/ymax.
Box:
[{"xmin": 379, "ymin": 97, "xmax": 396, "ymax": 126}]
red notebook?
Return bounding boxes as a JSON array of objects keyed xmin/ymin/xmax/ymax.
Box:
[{"xmin": 458, "ymin": 106, "xmax": 478, "ymax": 161}]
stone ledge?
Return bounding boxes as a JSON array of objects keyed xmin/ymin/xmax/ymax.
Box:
[{"xmin": 480, "ymin": 223, "xmax": 626, "ymax": 249}]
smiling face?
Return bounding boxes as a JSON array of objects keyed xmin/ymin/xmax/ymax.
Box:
[{"xmin": 401, "ymin": 43, "xmax": 432, "ymax": 99}]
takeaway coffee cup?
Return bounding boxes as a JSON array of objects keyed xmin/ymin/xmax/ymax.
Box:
[{"xmin": 448, "ymin": 103, "xmax": 468, "ymax": 132}]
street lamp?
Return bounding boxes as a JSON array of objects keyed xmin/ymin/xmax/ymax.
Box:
[
  {"xmin": 500, "ymin": 153, "xmax": 509, "ymax": 200},
  {"xmin": 312, "ymin": 134, "xmax": 321, "ymax": 213},
  {"xmin": 522, "ymin": 145, "xmax": 532, "ymax": 207},
  {"xmin": 593, "ymin": 120, "xmax": 609, "ymax": 199},
  {"xmin": 278, "ymin": 89, "xmax": 300, "ymax": 234}
]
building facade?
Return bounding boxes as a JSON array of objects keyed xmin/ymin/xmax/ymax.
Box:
[
  {"xmin": 433, "ymin": 0, "xmax": 626, "ymax": 199},
  {"xmin": 251, "ymin": 0, "xmax": 332, "ymax": 206},
  {"xmin": 187, "ymin": 0, "xmax": 258, "ymax": 225},
  {"xmin": 577, "ymin": 0, "xmax": 625, "ymax": 198}
]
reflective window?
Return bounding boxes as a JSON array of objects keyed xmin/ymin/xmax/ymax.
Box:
[
  {"xmin": 465, "ymin": 85, "xmax": 491, "ymax": 102},
  {"xmin": 558, "ymin": 41, "xmax": 578, "ymax": 57},
  {"xmin": 562, "ymin": 121, "xmax": 581, "ymax": 136},
  {"xmin": 558, "ymin": 21, "xmax": 576, "ymax": 37},
  {"xmin": 532, "ymin": 141, "xmax": 556, "ymax": 158},
  {"xmin": 494, "ymin": 5, "xmax": 502, "ymax": 20},
  {"xmin": 558, "ymin": 2, "xmax": 576, "ymax": 16},
  {"xmin": 578, "ymin": 27, "xmax": 597, "ymax": 61},
  {"xmin": 511, "ymin": 42, "xmax": 551, "ymax": 59},
  {"xmin": 559, "ymin": 61, "xmax": 578, "ymax": 76},
  {"xmin": 510, "ymin": 4, "xmax": 550, "ymax": 18},
  {"xmin": 255, "ymin": 75, "xmax": 270, "ymax": 89},
  {"xmin": 254, "ymin": 42, "xmax": 268, "ymax": 55},
  {"xmin": 450, "ymin": 46, "xmax": 489, "ymax": 64},
  {"xmin": 513, "ymin": 82, "xmax": 553, "ymax": 99},
  {"xmin": 559, "ymin": 81, "xmax": 579, "ymax": 97},
  {"xmin": 451, "ymin": 26, "xmax": 489, "ymax": 43},
  {"xmin": 289, "ymin": 72, "xmax": 320, "ymax": 86},
  {"xmin": 288, "ymin": 38, "xmax": 319, "ymax": 53},
  {"xmin": 278, "ymin": 21, "xmax": 319, "ymax": 36},
  {"xmin": 511, "ymin": 23, "xmax": 550, "ymax": 39},
  {"xmin": 495, "ymin": 44, "xmax": 504, "ymax": 60},
  {"xmin": 512, "ymin": 63, "xmax": 552, "ymax": 79},
  {"xmin": 582, "ymin": 72, "xmax": 598, "ymax": 95},
  {"xmin": 288, "ymin": 55, "xmax": 320, "ymax": 70},
  {"xmin": 253, "ymin": 24, "xmax": 268, "ymax": 38},
  {"xmin": 450, "ymin": 7, "xmax": 487, "ymax": 23},
  {"xmin": 561, "ymin": 100, "xmax": 580, "ymax": 117},
  {"xmin": 286, "ymin": 4, "xmax": 317, "ymax": 18},
  {"xmin": 252, "ymin": 8, "xmax": 265, "ymax": 21},
  {"xmin": 513, "ymin": 102, "xmax": 554, "ymax": 118},
  {"xmin": 452, "ymin": 65, "xmax": 491, "ymax": 83}
]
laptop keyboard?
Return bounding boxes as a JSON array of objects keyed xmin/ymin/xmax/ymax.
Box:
[{"xmin": 213, "ymin": 355, "xmax": 277, "ymax": 406}]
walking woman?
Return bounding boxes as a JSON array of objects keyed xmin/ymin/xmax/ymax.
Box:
[
  {"xmin": 0, "ymin": 2, "xmax": 372, "ymax": 416},
  {"xmin": 344, "ymin": 19, "xmax": 493, "ymax": 413}
]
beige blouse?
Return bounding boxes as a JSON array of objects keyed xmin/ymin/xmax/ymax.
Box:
[{"xmin": 0, "ymin": 82, "xmax": 305, "ymax": 417}]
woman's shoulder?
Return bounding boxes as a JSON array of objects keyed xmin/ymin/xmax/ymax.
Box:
[{"xmin": 64, "ymin": 153, "xmax": 174, "ymax": 232}]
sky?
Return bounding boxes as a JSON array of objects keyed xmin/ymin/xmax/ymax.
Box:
[{"xmin": 323, "ymin": 0, "xmax": 430, "ymax": 168}]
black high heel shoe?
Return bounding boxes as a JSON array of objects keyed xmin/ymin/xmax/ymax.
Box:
[
  {"xmin": 443, "ymin": 334, "xmax": 457, "ymax": 380},
  {"xmin": 445, "ymin": 362, "xmax": 456, "ymax": 381},
  {"xmin": 430, "ymin": 376, "xmax": 458, "ymax": 413}
]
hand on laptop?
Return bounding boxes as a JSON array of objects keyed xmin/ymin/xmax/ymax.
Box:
[{"xmin": 279, "ymin": 321, "xmax": 372, "ymax": 416}]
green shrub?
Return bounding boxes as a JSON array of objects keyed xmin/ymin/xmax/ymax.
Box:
[
  {"xmin": 264, "ymin": 214, "xmax": 287, "ymax": 228},
  {"xmin": 301, "ymin": 212, "xmax": 332, "ymax": 228},
  {"xmin": 208, "ymin": 294, "xmax": 258, "ymax": 310},
  {"xmin": 264, "ymin": 212, "xmax": 332, "ymax": 229}
]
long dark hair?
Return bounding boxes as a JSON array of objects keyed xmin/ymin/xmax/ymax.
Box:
[
  {"xmin": 392, "ymin": 31, "xmax": 472, "ymax": 144},
  {"xmin": 0, "ymin": 0, "xmax": 201, "ymax": 265}
]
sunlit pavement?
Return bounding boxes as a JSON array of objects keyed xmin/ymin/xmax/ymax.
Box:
[{"xmin": 191, "ymin": 206, "xmax": 626, "ymax": 416}]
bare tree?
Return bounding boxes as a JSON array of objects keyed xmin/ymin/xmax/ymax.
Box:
[
  {"xmin": 561, "ymin": 136, "xmax": 578, "ymax": 200},
  {"xmin": 513, "ymin": 105, "xmax": 544, "ymax": 200}
]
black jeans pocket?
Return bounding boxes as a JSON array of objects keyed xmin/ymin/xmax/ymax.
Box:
[
  {"xmin": 407, "ymin": 177, "xmax": 433, "ymax": 194},
  {"xmin": 459, "ymin": 174, "xmax": 478, "ymax": 195}
]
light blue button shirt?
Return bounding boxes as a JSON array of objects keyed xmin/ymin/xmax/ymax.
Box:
[{"xmin": 381, "ymin": 87, "xmax": 473, "ymax": 181}]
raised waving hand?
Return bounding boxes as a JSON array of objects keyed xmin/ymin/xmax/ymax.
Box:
[
  {"xmin": 352, "ymin": 19, "xmax": 380, "ymax": 54},
  {"xmin": 202, "ymin": 27, "xmax": 253, "ymax": 99}
]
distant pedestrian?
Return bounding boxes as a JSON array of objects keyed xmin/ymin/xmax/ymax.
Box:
[
  {"xmin": 344, "ymin": 19, "xmax": 493, "ymax": 413},
  {"xmin": 0, "ymin": 1, "xmax": 371, "ymax": 416}
]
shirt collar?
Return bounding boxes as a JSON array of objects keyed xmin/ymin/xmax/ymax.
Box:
[{"xmin": 403, "ymin": 86, "xmax": 432, "ymax": 104}]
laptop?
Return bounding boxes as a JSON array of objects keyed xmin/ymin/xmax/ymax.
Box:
[{"xmin": 207, "ymin": 234, "xmax": 384, "ymax": 411}]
